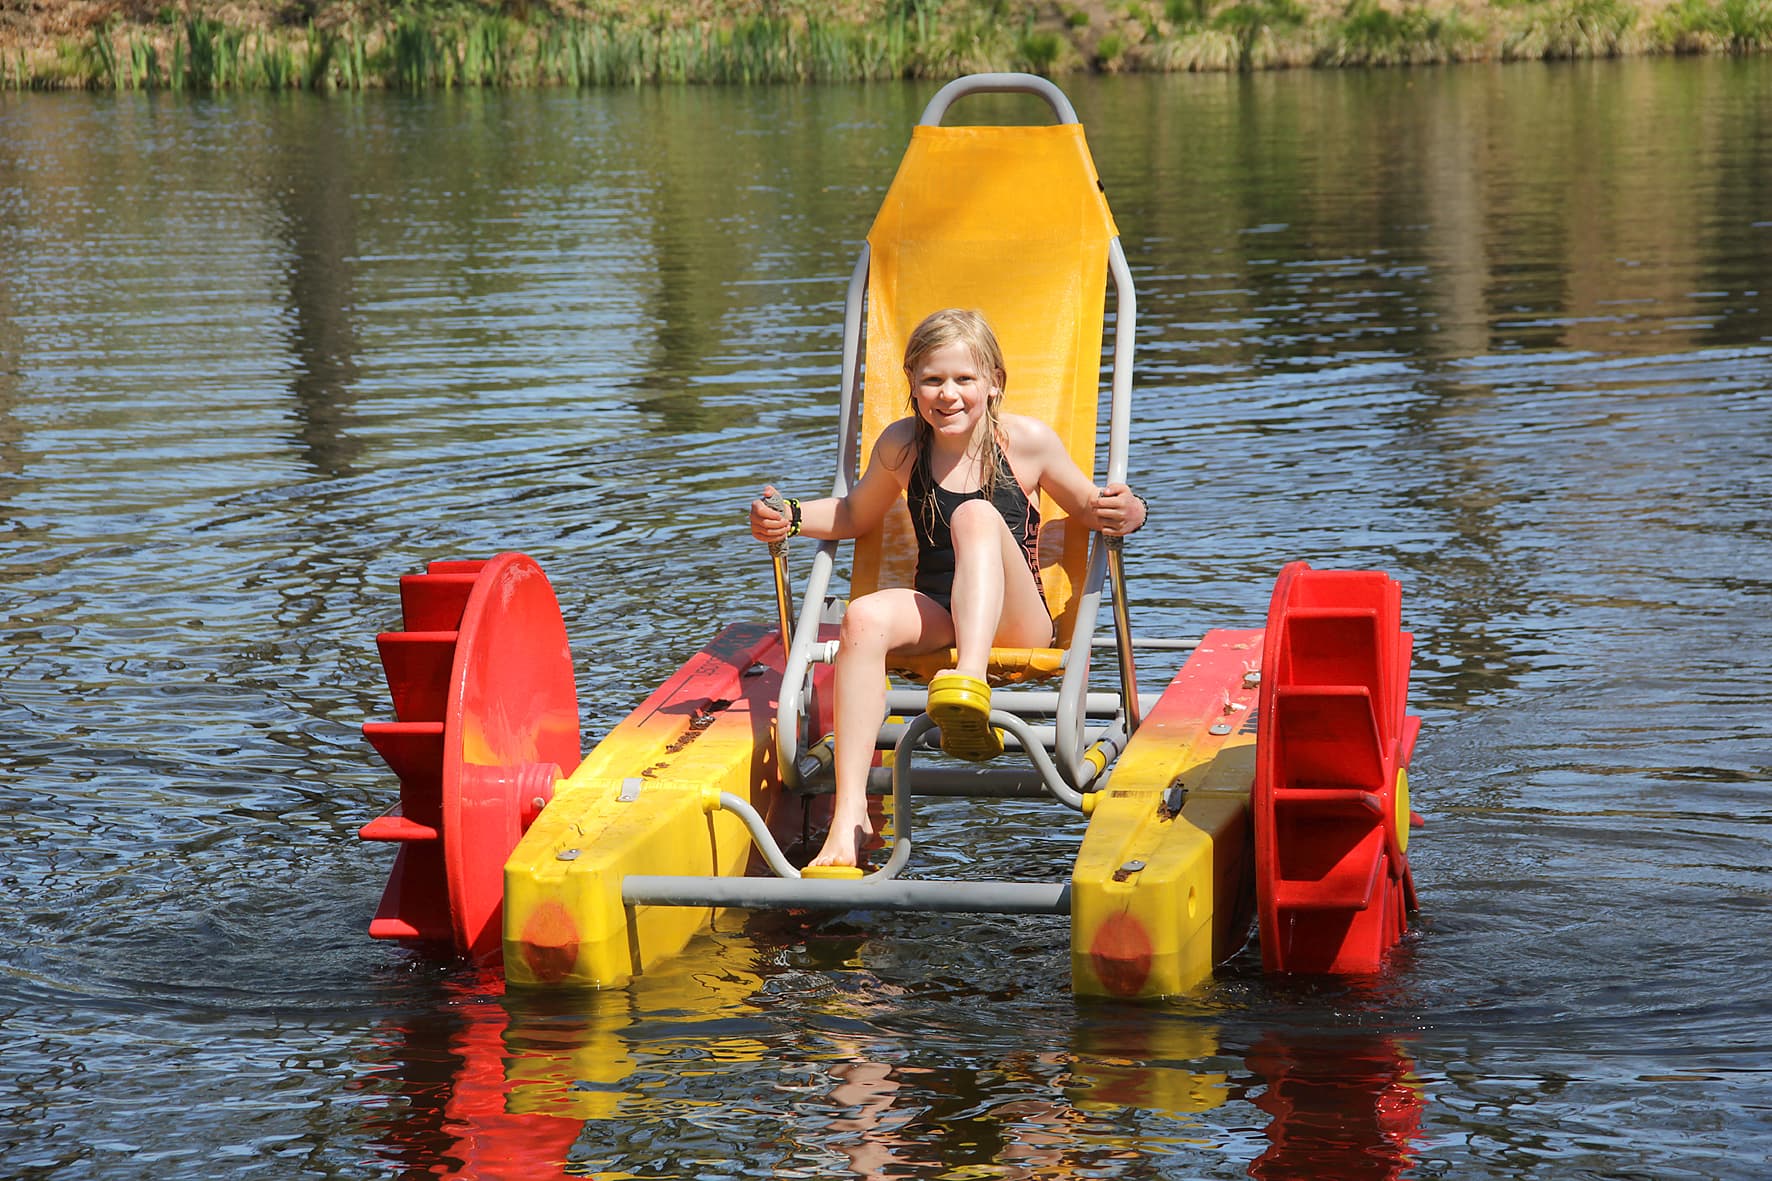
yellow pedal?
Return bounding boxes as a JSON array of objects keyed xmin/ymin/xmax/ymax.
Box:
[
  {"xmin": 926, "ymin": 670, "xmax": 1003, "ymax": 761},
  {"xmin": 801, "ymin": 864, "xmax": 865, "ymax": 880}
]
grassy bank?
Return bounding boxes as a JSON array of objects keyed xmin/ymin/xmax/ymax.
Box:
[{"xmin": 2, "ymin": 0, "xmax": 1768, "ymax": 91}]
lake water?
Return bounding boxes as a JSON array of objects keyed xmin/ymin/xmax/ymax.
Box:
[{"xmin": 2, "ymin": 58, "xmax": 1769, "ymax": 1179}]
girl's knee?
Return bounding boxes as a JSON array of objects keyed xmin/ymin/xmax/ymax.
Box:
[
  {"xmin": 839, "ymin": 593, "xmax": 896, "ymax": 650},
  {"xmin": 949, "ymin": 498, "xmax": 1005, "ymax": 543}
]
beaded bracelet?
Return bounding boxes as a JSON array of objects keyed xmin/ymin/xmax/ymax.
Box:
[{"xmin": 787, "ymin": 498, "xmax": 802, "ymax": 537}]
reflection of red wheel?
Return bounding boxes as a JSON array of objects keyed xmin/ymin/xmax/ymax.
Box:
[
  {"xmin": 1255, "ymin": 561, "xmax": 1419, "ymax": 974},
  {"xmin": 358, "ymin": 554, "xmax": 581, "ymax": 963}
]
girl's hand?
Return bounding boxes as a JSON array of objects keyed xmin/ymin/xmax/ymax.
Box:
[
  {"xmin": 1092, "ymin": 482, "xmax": 1146, "ymax": 537},
  {"xmin": 750, "ymin": 485, "xmax": 792, "ymax": 544}
]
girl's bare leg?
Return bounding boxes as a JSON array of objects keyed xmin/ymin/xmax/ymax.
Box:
[
  {"xmin": 946, "ymin": 499, "xmax": 1050, "ymax": 679},
  {"xmin": 812, "ymin": 588, "xmax": 952, "ymax": 868}
]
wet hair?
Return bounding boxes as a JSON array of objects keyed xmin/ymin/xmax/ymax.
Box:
[{"xmin": 900, "ymin": 308, "xmax": 1009, "ymax": 503}]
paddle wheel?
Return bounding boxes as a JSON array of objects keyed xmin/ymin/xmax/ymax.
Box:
[
  {"xmin": 1254, "ymin": 561, "xmax": 1421, "ymax": 974},
  {"xmin": 357, "ymin": 554, "xmax": 581, "ymax": 963}
]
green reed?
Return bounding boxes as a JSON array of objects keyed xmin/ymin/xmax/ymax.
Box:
[
  {"xmin": 303, "ymin": 24, "xmax": 333, "ymax": 89},
  {"xmin": 389, "ymin": 12, "xmax": 436, "ymax": 88},
  {"xmin": 89, "ymin": 18, "xmax": 122, "ymax": 88},
  {"xmin": 1654, "ymin": 0, "xmax": 1772, "ymax": 50},
  {"xmin": 519, "ymin": 16, "xmax": 936, "ymax": 87},
  {"xmin": 21, "ymin": 0, "xmax": 1772, "ymax": 92},
  {"xmin": 462, "ymin": 15, "xmax": 520, "ymax": 86},
  {"xmin": 1320, "ymin": 0, "xmax": 1483, "ymax": 65},
  {"xmin": 1019, "ymin": 28, "xmax": 1065, "ymax": 71},
  {"xmin": 1502, "ymin": 0, "xmax": 1638, "ymax": 58},
  {"xmin": 1141, "ymin": 27, "xmax": 1242, "ymax": 70},
  {"xmin": 132, "ymin": 36, "xmax": 161, "ymax": 88},
  {"xmin": 1210, "ymin": 0, "xmax": 1308, "ymax": 70},
  {"xmin": 184, "ymin": 15, "xmax": 250, "ymax": 88}
]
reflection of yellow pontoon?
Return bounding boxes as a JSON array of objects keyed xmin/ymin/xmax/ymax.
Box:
[
  {"xmin": 375, "ymin": 968, "xmax": 1423, "ymax": 1178},
  {"xmin": 385, "ymin": 955, "xmax": 1256, "ymax": 1176},
  {"xmin": 355, "ymin": 74, "xmax": 1422, "ymax": 999}
]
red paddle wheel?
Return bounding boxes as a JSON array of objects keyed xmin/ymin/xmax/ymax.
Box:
[
  {"xmin": 1255, "ymin": 561, "xmax": 1421, "ymax": 974},
  {"xmin": 357, "ymin": 554, "xmax": 582, "ymax": 963}
]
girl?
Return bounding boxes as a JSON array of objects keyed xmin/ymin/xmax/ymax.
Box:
[{"xmin": 750, "ymin": 308, "xmax": 1145, "ymax": 869}]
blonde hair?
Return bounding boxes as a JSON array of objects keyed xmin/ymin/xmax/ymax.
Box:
[{"xmin": 900, "ymin": 308, "xmax": 1009, "ymax": 500}]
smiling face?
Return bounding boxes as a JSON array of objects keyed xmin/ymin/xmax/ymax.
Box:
[{"xmin": 909, "ymin": 340, "xmax": 1001, "ymax": 445}]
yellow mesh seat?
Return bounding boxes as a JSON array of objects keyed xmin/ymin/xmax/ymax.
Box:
[{"xmin": 849, "ymin": 122, "xmax": 1119, "ymax": 684}]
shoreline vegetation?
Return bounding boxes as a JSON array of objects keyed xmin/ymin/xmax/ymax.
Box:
[{"xmin": 0, "ymin": 0, "xmax": 1767, "ymax": 91}]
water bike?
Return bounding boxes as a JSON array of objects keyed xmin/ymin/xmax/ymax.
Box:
[{"xmin": 354, "ymin": 73, "xmax": 1422, "ymax": 998}]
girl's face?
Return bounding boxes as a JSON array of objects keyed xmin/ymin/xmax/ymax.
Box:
[{"xmin": 910, "ymin": 340, "xmax": 999, "ymax": 443}]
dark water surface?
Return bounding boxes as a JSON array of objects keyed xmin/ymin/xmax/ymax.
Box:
[{"xmin": 3, "ymin": 59, "xmax": 1769, "ymax": 1179}]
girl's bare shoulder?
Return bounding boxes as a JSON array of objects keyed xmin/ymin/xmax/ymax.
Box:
[
  {"xmin": 999, "ymin": 413, "xmax": 1064, "ymax": 456},
  {"xmin": 870, "ymin": 416, "xmax": 921, "ymax": 473},
  {"xmin": 878, "ymin": 415, "xmax": 919, "ymax": 441}
]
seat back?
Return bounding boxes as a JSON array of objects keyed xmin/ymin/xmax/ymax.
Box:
[{"xmin": 848, "ymin": 122, "xmax": 1118, "ymax": 647}]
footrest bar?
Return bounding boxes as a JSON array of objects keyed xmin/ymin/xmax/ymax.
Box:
[
  {"xmin": 623, "ymin": 875, "xmax": 1072, "ymax": 915},
  {"xmin": 792, "ymin": 766, "xmax": 1057, "ymax": 798},
  {"xmin": 884, "ymin": 688, "xmax": 1152, "ymax": 716}
]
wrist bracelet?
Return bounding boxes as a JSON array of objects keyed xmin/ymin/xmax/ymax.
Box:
[
  {"xmin": 1128, "ymin": 494, "xmax": 1147, "ymax": 534},
  {"xmin": 787, "ymin": 498, "xmax": 802, "ymax": 537}
]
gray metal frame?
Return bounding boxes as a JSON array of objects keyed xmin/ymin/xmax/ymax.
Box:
[
  {"xmin": 638, "ymin": 73, "xmax": 1157, "ymax": 914},
  {"xmin": 774, "ymin": 73, "xmax": 1140, "ymax": 794}
]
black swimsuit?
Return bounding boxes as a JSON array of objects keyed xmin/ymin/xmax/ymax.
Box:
[{"xmin": 907, "ymin": 448, "xmax": 1045, "ymax": 615}]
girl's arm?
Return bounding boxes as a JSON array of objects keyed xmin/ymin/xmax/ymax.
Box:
[
  {"xmin": 1008, "ymin": 415, "xmax": 1147, "ymax": 537},
  {"xmin": 750, "ymin": 421, "xmax": 915, "ymax": 545}
]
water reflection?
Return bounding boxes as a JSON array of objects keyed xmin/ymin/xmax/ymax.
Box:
[
  {"xmin": 626, "ymin": 88, "xmax": 766, "ymax": 436},
  {"xmin": 1068, "ymin": 1009, "xmax": 1230, "ymax": 1120},
  {"xmin": 359, "ymin": 972, "xmax": 583, "ymax": 1178},
  {"xmin": 0, "ymin": 260, "xmax": 22, "ymax": 483},
  {"xmin": 267, "ymin": 97, "xmax": 365, "ymax": 480},
  {"xmin": 361, "ymin": 941, "xmax": 1428, "ymax": 1179},
  {"xmin": 1246, "ymin": 1033, "xmax": 1424, "ymax": 1180},
  {"xmin": 1695, "ymin": 62, "xmax": 1772, "ymax": 349},
  {"xmin": 617, "ymin": 86, "xmax": 900, "ymax": 438}
]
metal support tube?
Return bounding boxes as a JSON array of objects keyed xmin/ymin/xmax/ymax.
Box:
[
  {"xmin": 1050, "ymin": 238, "xmax": 1140, "ymax": 779},
  {"xmin": 883, "ymin": 688, "xmax": 1150, "ymax": 717},
  {"xmin": 1093, "ymin": 635, "xmax": 1199, "ymax": 651},
  {"xmin": 918, "ymin": 72, "xmax": 1079, "ymax": 126},
  {"xmin": 711, "ymin": 791, "xmax": 802, "ymax": 880},
  {"xmin": 775, "ymin": 541, "xmax": 834, "ymax": 791},
  {"xmin": 830, "ymin": 247, "xmax": 872, "ymax": 497},
  {"xmin": 877, "ymin": 719, "xmax": 1099, "ymax": 752},
  {"xmin": 776, "ymin": 252, "xmax": 870, "ymax": 789},
  {"xmin": 794, "ymin": 766, "xmax": 1052, "ymax": 798},
  {"xmin": 1054, "ymin": 540, "xmax": 1107, "ymax": 788},
  {"xmin": 867, "ymin": 766, "xmax": 1054, "ymax": 797},
  {"xmin": 1105, "ymin": 240, "xmax": 1137, "ymax": 489},
  {"xmin": 798, "ymin": 760, "xmax": 1125, "ymax": 799},
  {"xmin": 876, "ymin": 715, "xmax": 936, "ymax": 880},
  {"xmin": 893, "ymin": 712, "xmax": 1086, "ymax": 812},
  {"xmin": 1104, "ymin": 238, "xmax": 1141, "ymax": 737},
  {"xmin": 623, "ymin": 874, "xmax": 1071, "ymax": 915}
]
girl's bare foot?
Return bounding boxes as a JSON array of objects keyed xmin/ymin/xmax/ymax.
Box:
[{"xmin": 809, "ymin": 812, "xmax": 875, "ymax": 868}]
